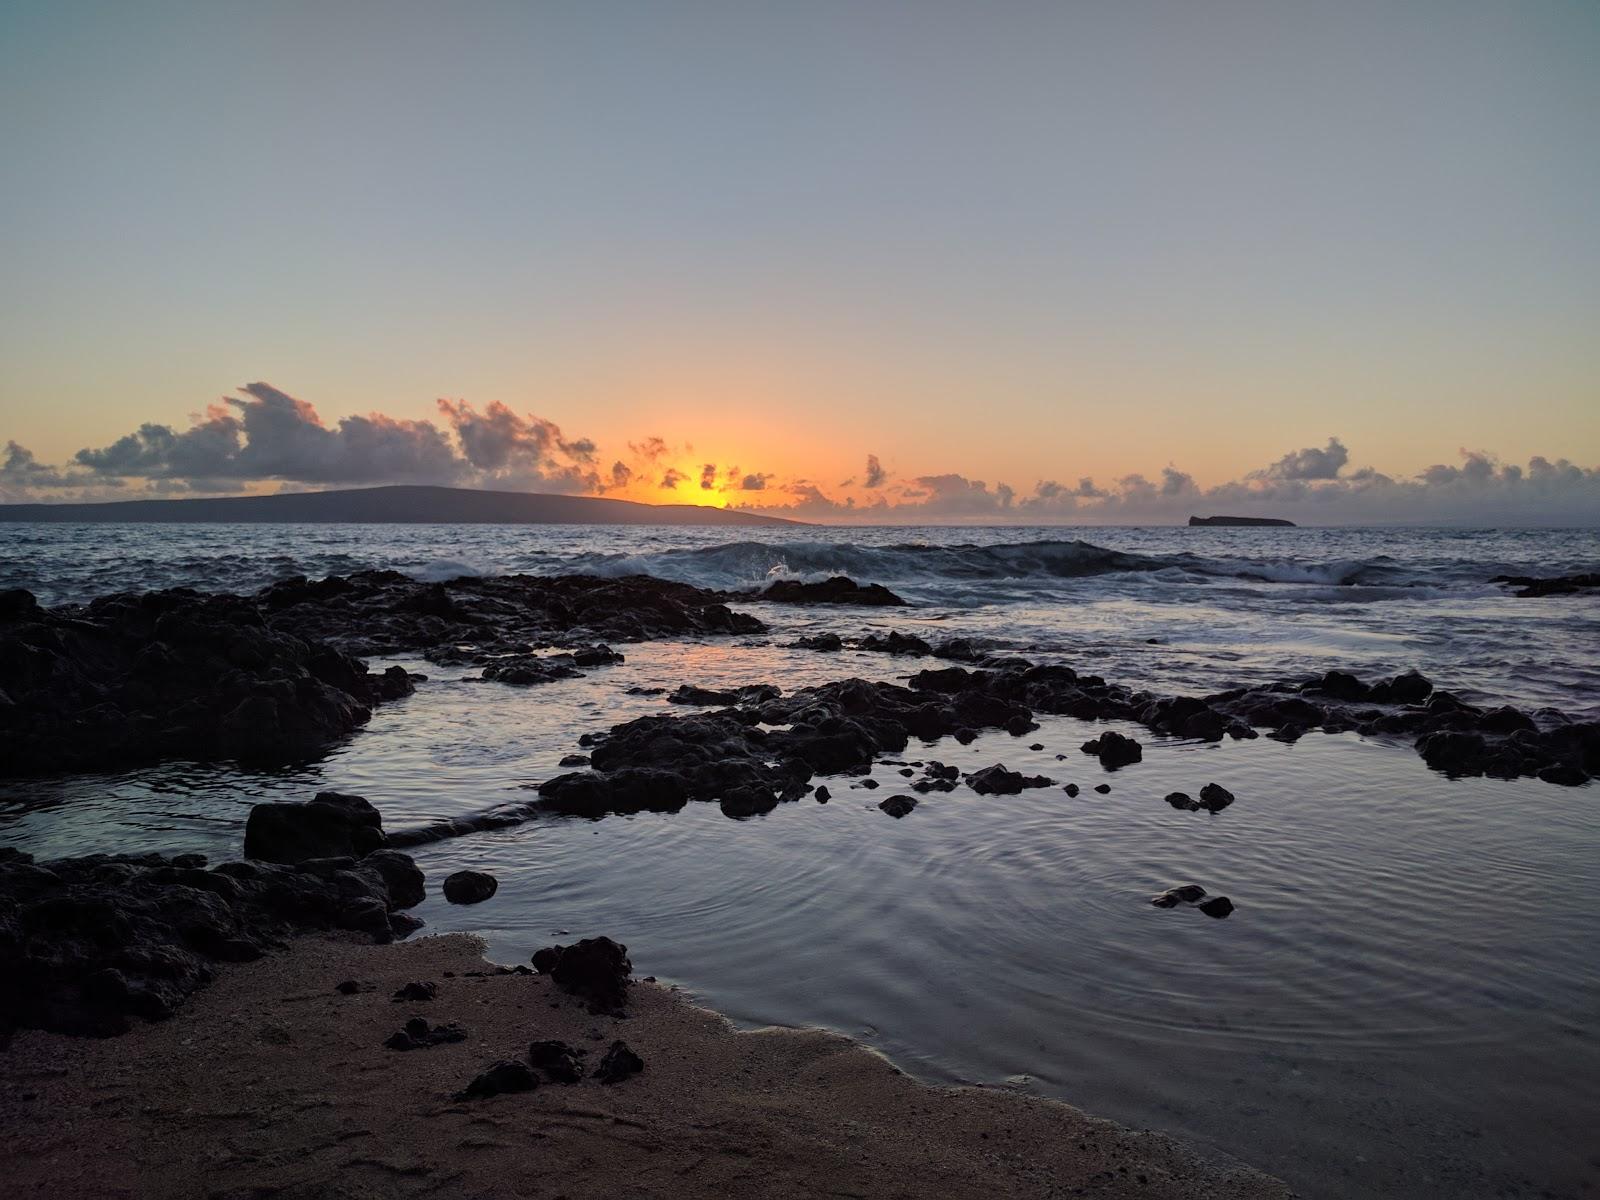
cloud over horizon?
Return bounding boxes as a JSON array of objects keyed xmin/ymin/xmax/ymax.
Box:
[{"xmin": 3, "ymin": 386, "xmax": 1597, "ymax": 525}]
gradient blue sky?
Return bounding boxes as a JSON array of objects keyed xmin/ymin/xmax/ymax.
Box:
[{"xmin": 1, "ymin": 1, "xmax": 1596, "ymax": 520}]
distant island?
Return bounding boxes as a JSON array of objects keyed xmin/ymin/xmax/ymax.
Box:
[
  {"xmin": 1188, "ymin": 515, "xmax": 1296, "ymax": 527},
  {"xmin": 0, "ymin": 484, "xmax": 801, "ymax": 526}
]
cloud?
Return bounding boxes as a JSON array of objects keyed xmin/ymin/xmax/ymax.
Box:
[
  {"xmin": 1254, "ymin": 437, "xmax": 1349, "ymax": 481},
  {"xmin": 7, "ymin": 386, "xmax": 1598, "ymax": 525}
]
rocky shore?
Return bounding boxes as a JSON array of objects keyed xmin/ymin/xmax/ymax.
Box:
[{"xmin": 0, "ymin": 931, "xmax": 1290, "ymax": 1199}]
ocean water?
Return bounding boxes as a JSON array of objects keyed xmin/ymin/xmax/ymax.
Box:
[{"xmin": 3, "ymin": 522, "xmax": 1598, "ymax": 1199}]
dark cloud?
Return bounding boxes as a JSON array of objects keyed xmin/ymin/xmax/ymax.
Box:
[
  {"xmin": 863, "ymin": 453, "xmax": 886, "ymax": 489},
  {"xmin": 699, "ymin": 463, "xmax": 717, "ymax": 490},
  {"xmin": 436, "ymin": 396, "xmax": 598, "ymax": 491},
  {"xmin": 739, "ymin": 472, "xmax": 772, "ymax": 491},
  {"xmin": 659, "ymin": 467, "xmax": 687, "ymax": 489},
  {"xmin": 609, "ymin": 460, "xmax": 633, "ymax": 489}
]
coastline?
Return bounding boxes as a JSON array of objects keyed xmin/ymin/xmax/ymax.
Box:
[{"xmin": 1, "ymin": 931, "xmax": 1291, "ymax": 1199}]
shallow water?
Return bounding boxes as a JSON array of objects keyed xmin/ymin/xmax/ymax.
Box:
[{"xmin": 3, "ymin": 523, "xmax": 1599, "ymax": 1199}]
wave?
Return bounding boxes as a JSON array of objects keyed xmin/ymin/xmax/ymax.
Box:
[{"xmin": 546, "ymin": 538, "xmax": 1446, "ymax": 596}]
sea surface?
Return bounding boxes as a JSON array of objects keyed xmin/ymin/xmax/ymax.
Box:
[{"xmin": 3, "ymin": 522, "xmax": 1598, "ymax": 1199}]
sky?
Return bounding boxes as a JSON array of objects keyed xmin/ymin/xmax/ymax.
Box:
[{"xmin": 1, "ymin": 1, "xmax": 1596, "ymax": 523}]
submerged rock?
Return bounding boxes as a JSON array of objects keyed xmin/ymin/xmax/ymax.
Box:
[
  {"xmin": 965, "ymin": 764, "xmax": 1055, "ymax": 795},
  {"xmin": 749, "ymin": 577, "xmax": 907, "ymax": 607},
  {"xmin": 1490, "ymin": 572, "xmax": 1600, "ymax": 598},
  {"xmin": 442, "ymin": 870, "xmax": 498, "ymax": 905},
  {"xmin": 878, "ymin": 794, "xmax": 918, "ymax": 818},
  {"xmin": 1080, "ymin": 731, "xmax": 1143, "ymax": 768}
]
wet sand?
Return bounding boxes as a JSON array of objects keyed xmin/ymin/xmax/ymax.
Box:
[{"xmin": 1, "ymin": 932, "xmax": 1290, "ymax": 1199}]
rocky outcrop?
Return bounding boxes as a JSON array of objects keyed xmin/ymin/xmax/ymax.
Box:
[
  {"xmin": 257, "ymin": 571, "xmax": 765, "ymax": 661},
  {"xmin": 0, "ymin": 842, "xmax": 425, "ymax": 1037},
  {"xmin": 0, "ymin": 587, "xmax": 415, "ymax": 777},
  {"xmin": 743, "ymin": 577, "xmax": 907, "ymax": 606},
  {"xmin": 243, "ymin": 792, "xmax": 387, "ymax": 864}
]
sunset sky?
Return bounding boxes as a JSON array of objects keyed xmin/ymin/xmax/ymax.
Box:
[{"xmin": 1, "ymin": 2, "xmax": 1596, "ymax": 522}]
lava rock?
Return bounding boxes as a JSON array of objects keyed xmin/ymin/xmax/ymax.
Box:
[
  {"xmin": 878, "ymin": 795, "xmax": 917, "ymax": 818},
  {"xmin": 965, "ymin": 764, "xmax": 1055, "ymax": 795},
  {"xmin": 385, "ymin": 1016, "xmax": 467, "ymax": 1050},
  {"xmin": 595, "ymin": 1040, "xmax": 645, "ymax": 1084},
  {"xmin": 1080, "ymin": 731, "xmax": 1143, "ymax": 768},
  {"xmin": 442, "ymin": 870, "xmax": 498, "ymax": 905},
  {"xmin": 530, "ymin": 936, "xmax": 632, "ymax": 1014},
  {"xmin": 455, "ymin": 1059, "xmax": 538, "ymax": 1101},
  {"xmin": 1198, "ymin": 896, "xmax": 1235, "ymax": 918},
  {"xmin": 1198, "ymin": 783, "xmax": 1235, "ymax": 813},
  {"xmin": 242, "ymin": 793, "xmax": 385, "ymax": 864},
  {"xmin": 392, "ymin": 981, "xmax": 437, "ymax": 1002},
  {"xmin": 528, "ymin": 1039, "xmax": 585, "ymax": 1083},
  {"xmin": 752, "ymin": 577, "xmax": 907, "ymax": 607},
  {"xmin": 791, "ymin": 633, "xmax": 844, "ymax": 651}
]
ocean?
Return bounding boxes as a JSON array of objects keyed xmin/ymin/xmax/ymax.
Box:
[{"xmin": 3, "ymin": 521, "xmax": 1598, "ymax": 1199}]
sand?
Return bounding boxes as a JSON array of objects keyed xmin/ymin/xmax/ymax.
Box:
[{"xmin": 1, "ymin": 933, "xmax": 1292, "ymax": 1199}]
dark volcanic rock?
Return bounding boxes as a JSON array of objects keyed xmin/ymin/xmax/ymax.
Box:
[
  {"xmin": 749, "ymin": 577, "xmax": 907, "ymax": 607},
  {"xmin": 860, "ymin": 631, "xmax": 934, "ymax": 657},
  {"xmin": 1491, "ymin": 572, "xmax": 1600, "ymax": 598},
  {"xmin": 1165, "ymin": 791, "xmax": 1198, "ymax": 811},
  {"xmin": 258, "ymin": 570, "xmax": 766, "ymax": 661},
  {"xmin": 481, "ymin": 655, "xmax": 583, "ymax": 686},
  {"xmin": 595, "ymin": 1039, "xmax": 645, "ymax": 1084},
  {"xmin": 791, "ymin": 632, "xmax": 844, "ymax": 651},
  {"xmin": 442, "ymin": 870, "xmax": 498, "ymax": 905},
  {"xmin": 1151, "ymin": 884, "xmax": 1231, "ymax": 917},
  {"xmin": 385, "ymin": 1016, "xmax": 467, "ymax": 1050},
  {"xmin": 0, "ymin": 844, "xmax": 426, "ymax": 1037},
  {"xmin": 1198, "ymin": 896, "xmax": 1235, "ymax": 918},
  {"xmin": 528, "ymin": 1039, "xmax": 585, "ymax": 1083},
  {"xmin": 965, "ymin": 764, "xmax": 1055, "ymax": 795},
  {"xmin": 1081, "ymin": 731, "xmax": 1143, "ymax": 768},
  {"xmin": 392, "ymin": 981, "xmax": 438, "ymax": 1002},
  {"xmin": 455, "ymin": 1059, "xmax": 538, "ymax": 1101},
  {"xmin": 243, "ymin": 793, "xmax": 385, "ymax": 864},
  {"xmin": 878, "ymin": 794, "xmax": 918, "ymax": 817},
  {"xmin": 530, "ymin": 936, "xmax": 632, "ymax": 1014},
  {"xmin": 0, "ymin": 587, "xmax": 414, "ymax": 777},
  {"xmin": 1198, "ymin": 783, "xmax": 1235, "ymax": 813}
]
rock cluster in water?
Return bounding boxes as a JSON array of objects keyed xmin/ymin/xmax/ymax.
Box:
[{"xmin": 0, "ymin": 586, "xmax": 414, "ymax": 776}]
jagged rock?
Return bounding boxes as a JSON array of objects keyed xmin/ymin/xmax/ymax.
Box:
[
  {"xmin": 528, "ymin": 1039, "xmax": 585, "ymax": 1083},
  {"xmin": 0, "ymin": 845, "xmax": 424, "ymax": 1037},
  {"xmin": 243, "ymin": 793, "xmax": 385, "ymax": 864},
  {"xmin": 530, "ymin": 936, "xmax": 632, "ymax": 1014},
  {"xmin": 878, "ymin": 794, "xmax": 917, "ymax": 818},
  {"xmin": 965, "ymin": 764, "xmax": 1055, "ymax": 795},
  {"xmin": 455, "ymin": 1059, "xmax": 537, "ymax": 1101},
  {"xmin": 1491, "ymin": 572, "xmax": 1600, "ymax": 598},
  {"xmin": 482, "ymin": 655, "xmax": 583, "ymax": 686},
  {"xmin": 1198, "ymin": 783, "xmax": 1234, "ymax": 812},
  {"xmin": 391, "ymin": 981, "xmax": 437, "ymax": 1002},
  {"xmin": 595, "ymin": 1040, "xmax": 644, "ymax": 1084},
  {"xmin": 0, "ymin": 588, "xmax": 414, "ymax": 777},
  {"xmin": 385, "ymin": 1016, "xmax": 467, "ymax": 1050},
  {"xmin": 748, "ymin": 577, "xmax": 907, "ymax": 606},
  {"xmin": 1081, "ymin": 731, "xmax": 1143, "ymax": 768},
  {"xmin": 442, "ymin": 870, "xmax": 498, "ymax": 905},
  {"xmin": 791, "ymin": 633, "xmax": 843, "ymax": 651}
]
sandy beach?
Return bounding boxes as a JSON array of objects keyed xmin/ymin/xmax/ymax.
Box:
[{"xmin": 1, "ymin": 932, "xmax": 1290, "ymax": 1200}]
